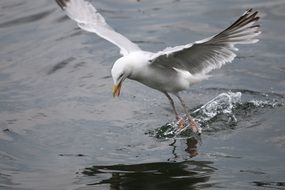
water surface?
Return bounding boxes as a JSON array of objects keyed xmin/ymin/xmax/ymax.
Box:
[{"xmin": 0, "ymin": 0, "xmax": 285, "ymax": 189}]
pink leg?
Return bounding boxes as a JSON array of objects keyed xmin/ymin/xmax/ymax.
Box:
[
  {"xmin": 164, "ymin": 92, "xmax": 185, "ymax": 128},
  {"xmin": 176, "ymin": 94, "xmax": 200, "ymax": 133}
]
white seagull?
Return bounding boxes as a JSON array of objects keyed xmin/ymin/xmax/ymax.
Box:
[{"xmin": 55, "ymin": 0, "xmax": 261, "ymax": 133}]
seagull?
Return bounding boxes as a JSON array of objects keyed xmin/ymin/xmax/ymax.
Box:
[{"xmin": 55, "ymin": 0, "xmax": 261, "ymax": 134}]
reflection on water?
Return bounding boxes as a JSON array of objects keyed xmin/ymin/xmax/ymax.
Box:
[
  {"xmin": 168, "ymin": 138, "xmax": 200, "ymax": 160},
  {"xmin": 82, "ymin": 160, "xmax": 216, "ymax": 190}
]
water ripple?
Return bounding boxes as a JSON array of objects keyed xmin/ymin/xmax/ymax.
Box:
[
  {"xmin": 47, "ymin": 57, "xmax": 76, "ymax": 75},
  {"xmin": 0, "ymin": 9, "xmax": 55, "ymax": 28}
]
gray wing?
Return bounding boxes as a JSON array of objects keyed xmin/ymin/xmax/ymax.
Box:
[
  {"xmin": 55, "ymin": 0, "xmax": 141, "ymax": 56},
  {"xmin": 149, "ymin": 9, "xmax": 261, "ymax": 74}
]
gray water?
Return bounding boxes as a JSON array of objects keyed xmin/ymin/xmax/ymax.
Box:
[{"xmin": 1, "ymin": 0, "xmax": 285, "ymax": 190}]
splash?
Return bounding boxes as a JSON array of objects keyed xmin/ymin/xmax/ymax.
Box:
[
  {"xmin": 150, "ymin": 91, "xmax": 284, "ymax": 139},
  {"xmin": 192, "ymin": 92, "xmax": 241, "ymax": 125}
]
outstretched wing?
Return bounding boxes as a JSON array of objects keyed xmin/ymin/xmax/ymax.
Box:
[
  {"xmin": 55, "ymin": 0, "xmax": 141, "ymax": 56},
  {"xmin": 149, "ymin": 9, "xmax": 261, "ymax": 75}
]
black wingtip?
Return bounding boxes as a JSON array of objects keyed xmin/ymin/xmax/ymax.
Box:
[{"xmin": 55, "ymin": 0, "xmax": 69, "ymax": 10}]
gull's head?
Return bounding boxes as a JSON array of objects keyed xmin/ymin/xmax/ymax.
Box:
[{"xmin": 111, "ymin": 57, "xmax": 132, "ymax": 97}]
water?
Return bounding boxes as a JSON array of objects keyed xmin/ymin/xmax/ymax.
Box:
[{"xmin": 1, "ymin": 0, "xmax": 285, "ymax": 189}]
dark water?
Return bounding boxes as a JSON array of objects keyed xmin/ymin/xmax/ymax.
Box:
[{"xmin": 1, "ymin": 0, "xmax": 285, "ymax": 190}]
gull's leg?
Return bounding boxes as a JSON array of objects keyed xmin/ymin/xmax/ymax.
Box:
[
  {"xmin": 163, "ymin": 92, "xmax": 184, "ymax": 128},
  {"xmin": 164, "ymin": 92, "xmax": 179, "ymax": 120},
  {"xmin": 176, "ymin": 93, "xmax": 200, "ymax": 133}
]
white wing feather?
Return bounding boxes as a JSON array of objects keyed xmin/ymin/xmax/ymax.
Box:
[
  {"xmin": 150, "ymin": 9, "xmax": 261, "ymax": 75},
  {"xmin": 55, "ymin": 0, "xmax": 141, "ymax": 56}
]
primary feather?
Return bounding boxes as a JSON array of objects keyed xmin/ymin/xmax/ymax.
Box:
[{"xmin": 150, "ymin": 9, "xmax": 261, "ymax": 75}]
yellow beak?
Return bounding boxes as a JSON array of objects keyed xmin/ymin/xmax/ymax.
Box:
[{"xmin": 112, "ymin": 82, "xmax": 122, "ymax": 97}]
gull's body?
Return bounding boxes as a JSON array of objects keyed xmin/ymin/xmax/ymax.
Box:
[
  {"xmin": 113, "ymin": 51, "xmax": 198, "ymax": 93},
  {"xmin": 55, "ymin": 0, "xmax": 261, "ymax": 133}
]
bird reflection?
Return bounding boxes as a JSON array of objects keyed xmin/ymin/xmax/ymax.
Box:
[
  {"xmin": 83, "ymin": 159, "xmax": 215, "ymax": 190},
  {"xmin": 185, "ymin": 137, "xmax": 199, "ymax": 158},
  {"xmin": 168, "ymin": 136, "xmax": 200, "ymax": 161},
  {"xmin": 81, "ymin": 137, "xmax": 209, "ymax": 190}
]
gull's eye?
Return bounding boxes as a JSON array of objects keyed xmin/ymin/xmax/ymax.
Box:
[{"xmin": 119, "ymin": 73, "xmax": 123, "ymax": 79}]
